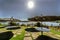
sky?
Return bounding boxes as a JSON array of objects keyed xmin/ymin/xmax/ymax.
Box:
[{"xmin": 0, "ymin": 0, "xmax": 60, "ymax": 20}]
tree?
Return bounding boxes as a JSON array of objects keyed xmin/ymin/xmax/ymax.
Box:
[{"xmin": 36, "ymin": 22, "xmax": 43, "ymax": 27}]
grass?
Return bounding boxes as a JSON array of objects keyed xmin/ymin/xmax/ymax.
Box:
[
  {"xmin": 0, "ymin": 24, "xmax": 7, "ymax": 29},
  {"xmin": 10, "ymin": 29, "xmax": 25, "ymax": 40},
  {"xmin": 50, "ymin": 29, "xmax": 60, "ymax": 35},
  {"xmin": 0, "ymin": 24, "xmax": 6, "ymax": 26}
]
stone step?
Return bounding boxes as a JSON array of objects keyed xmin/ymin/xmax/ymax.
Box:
[{"xmin": 24, "ymin": 37, "xmax": 32, "ymax": 40}]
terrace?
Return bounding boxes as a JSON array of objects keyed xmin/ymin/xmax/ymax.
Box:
[{"xmin": 0, "ymin": 20, "xmax": 60, "ymax": 40}]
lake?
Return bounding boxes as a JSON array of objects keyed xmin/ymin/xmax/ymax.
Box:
[{"xmin": 0, "ymin": 21, "xmax": 60, "ymax": 26}]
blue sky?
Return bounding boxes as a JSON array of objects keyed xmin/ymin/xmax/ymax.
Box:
[{"xmin": 0, "ymin": 0, "xmax": 60, "ymax": 20}]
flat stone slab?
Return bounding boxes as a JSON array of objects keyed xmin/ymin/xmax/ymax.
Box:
[
  {"xmin": 24, "ymin": 32, "xmax": 31, "ymax": 37},
  {"xmin": 31, "ymin": 32, "xmax": 40, "ymax": 39},
  {"xmin": 13, "ymin": 35, "xmax": 17, "ymax": 37},
  {"xmin": 24, "ymin": 32, "xmax": 32, "ymax": 40},
  {"xmin": 24, "ymin": 37, "xmax": 32, "ymax": 40}
]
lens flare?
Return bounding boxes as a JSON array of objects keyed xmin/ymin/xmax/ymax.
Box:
[{"xmin": 27, "ymin": 1, "xmax": 34, "ymax": 8}]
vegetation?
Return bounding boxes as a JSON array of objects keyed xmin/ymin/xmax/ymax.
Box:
[
  {"xmin": 0, "ymin": 23, "xmax": 7, "ymax": 28},
  {"xmin": 21, "ymin": 24, "xmax": 26, "ymax": 26},
  {"xmin": 8, "ymin": 21, "xmax": 19, "ymax": 26},
  {"xmin": 51, "ymin": 29, "xmax": 60, "ymax": 35},
  {"xmin": 36, "ymin": 22, "xmax": 43, "ymax": 27},
  {"xmin": 10, "ymin": 30, "xmax": 25, "ymax": 40},
  {"xmin": 28, "ymin": 16, "xmax": 60, "ymax": 21},
  {"xmin": 0, "ymin": 23, "xmax": 5, "ymax": 26}
]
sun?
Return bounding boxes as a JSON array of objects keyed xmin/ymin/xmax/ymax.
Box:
[{"xmin": 27, "ymin": 1, "xmax": 34, "ymax": 8}]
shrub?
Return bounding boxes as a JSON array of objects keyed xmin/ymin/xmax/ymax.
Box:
[
  {"xmin": 8, "ymin": 21, "xmax": 18, "ymax": 26},
  {"xmin": 36, "ymin": 22, "xmax": 43, "ymax": 27},
  {"xmin": 21, "ymin": 24, "xmax": 26, "ymax": 26}
]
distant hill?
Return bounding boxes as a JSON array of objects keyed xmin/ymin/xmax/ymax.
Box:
[{"xmin": 28, "ymin": 16, "xmax": 60, "ymax": 21}]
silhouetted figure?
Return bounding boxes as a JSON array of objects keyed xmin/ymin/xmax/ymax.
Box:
[{"xmin": 36, "ymin": 22, "xmax": 41, "ymax": 27}]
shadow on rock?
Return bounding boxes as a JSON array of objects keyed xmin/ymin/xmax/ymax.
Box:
[
  {"xmin": 25, "ymin": 28, "xmax": 40, "ymax": 32},
  {"xmin": 35, "ymin": 35, "xmax": 58, "ymax": 40},
  {"xmin": 0, "ymin": 31, "xmax": 14, "ymax": 40}
]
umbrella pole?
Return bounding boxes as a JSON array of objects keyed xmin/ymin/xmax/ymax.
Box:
[
  {"xmin": 41, "ymin": 31, "xmax": 43, "ymax": 35},
  {"xmin": 41, "ymin": 27, "xmax": 43, "ymax": 35}
]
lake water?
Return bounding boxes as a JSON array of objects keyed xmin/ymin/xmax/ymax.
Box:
[
  {"xmin": 0, "ymin": 22, "xmax": 60, "ymax": 26},
  {"xmin": 17, "ymin": 22, "xmax": 60, "ymax": 26}
]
